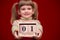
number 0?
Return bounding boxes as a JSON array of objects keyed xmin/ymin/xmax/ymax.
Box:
[{"xmin": 22, "ymin": 26, "xmax": 26, "ymax": 32}]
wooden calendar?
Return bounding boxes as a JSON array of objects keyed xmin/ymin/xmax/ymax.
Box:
[{"xmin": 18, "ymin": 23, "xmax": 40, "ymax": 37}]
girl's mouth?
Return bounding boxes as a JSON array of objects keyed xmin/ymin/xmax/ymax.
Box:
[{"xmin": 24, "ymin": 13, "xmax": 30, "ymax": 16}]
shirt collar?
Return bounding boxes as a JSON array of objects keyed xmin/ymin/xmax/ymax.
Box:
[{"xmin": 20, "ymin": 17, "xmax": 32, "ymax": 20}]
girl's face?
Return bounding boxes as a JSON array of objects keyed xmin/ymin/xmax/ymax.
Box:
[{"xmin": 18, "ymin": 5, "xmax": 34, "ymax": 19}]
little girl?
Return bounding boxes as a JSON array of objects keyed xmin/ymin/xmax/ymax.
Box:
[{"xmin": 11, "ymin": 0, "xmax": 43, "ymax": 40}]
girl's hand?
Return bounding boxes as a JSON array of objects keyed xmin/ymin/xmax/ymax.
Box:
[
  {"xmin": 34, "ymin": 29, "xmax": 42, "ymax": 39},
  {"xmin": 14, "ymin": 31, "xmax": 19, "ymax": 39},
  {"xmin": 34, "ymin": 32, "xmax": 40, "ymax": 38},
  {"xmin": 14, "ymin": 31, "xmax": 22, "ymax": 39}
]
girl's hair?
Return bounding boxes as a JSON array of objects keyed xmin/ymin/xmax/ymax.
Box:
[{"xmin": 10, "ymin": 0, "xmax": 39, "ymax": 24}]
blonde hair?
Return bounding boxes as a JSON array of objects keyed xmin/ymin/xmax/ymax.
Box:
[{"xmin": 10, "ymin": 0, "xmax": 39, "ymax": 24}]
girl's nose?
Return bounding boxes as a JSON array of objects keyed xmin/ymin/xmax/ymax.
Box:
[
  {"xmin": 25, "ymin": 9, "xmax": 28, "ymax": 13},
  {"xmin": 25, "ymin": 9, "xmax": 28, "ymax": 11}
]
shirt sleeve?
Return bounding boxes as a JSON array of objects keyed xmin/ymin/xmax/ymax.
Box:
[
  {"xmin": 36, "ymin": 20, "xmax": 43, "ymax": 33},
  {"xmin": 11, "ymin": 20, "xmax": 18, "ymax": 34}
]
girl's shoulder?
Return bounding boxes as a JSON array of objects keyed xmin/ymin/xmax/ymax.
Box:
[
  {"xmin": 32, "ymin": 20, "xmax": 41, "ymax": 24},
  {"xmin": 32, "ymin": 20, "xmax": 40, "ymax": 22},
  {"xmin": 12, "ymin": 20, "xmax": 20, "ymax": 25}
]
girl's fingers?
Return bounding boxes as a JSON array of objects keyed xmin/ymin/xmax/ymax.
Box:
[{"xmin": 14, "ymin": 32, "xmax": 19, "ymax": 39}]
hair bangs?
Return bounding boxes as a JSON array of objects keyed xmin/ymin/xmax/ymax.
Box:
[{"xmin": 18, "ymin": 1, "xmax": 35, "ymax": 9}]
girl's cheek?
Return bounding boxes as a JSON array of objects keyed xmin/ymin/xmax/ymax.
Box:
[{"xmin": 20, "ymin": 11, "xmax": 25, "ymax": 14}]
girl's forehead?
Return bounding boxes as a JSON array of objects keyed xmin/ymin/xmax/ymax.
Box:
[{"xmin": 20, "ymin": 5, "xmax": 32, "ymax": 8}]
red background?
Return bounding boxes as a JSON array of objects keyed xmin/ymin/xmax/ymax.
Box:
[{"xmin": 0, "ymin": 0, "xmax": 60, "ymax": 40}]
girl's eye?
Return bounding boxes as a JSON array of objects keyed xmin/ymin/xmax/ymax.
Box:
[
  {"xmin": 28, "ymin": 8, "xmax": 31, "ymax": 10},
  {"xmin": 21, "ymin": 8, "xmax": 25, "ymax": 10},
  {"xmin": 20, "ymin": 8, "xmax": 32, "ymax": 10}
]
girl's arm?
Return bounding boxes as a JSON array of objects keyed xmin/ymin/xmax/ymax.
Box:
[
  {"xmin": 34, "ymin": 20, "xmax": 43, "ymax": 39},
  {"xmin": 11, "ymin": 20, "xmax": 19, "ymax": 39}
]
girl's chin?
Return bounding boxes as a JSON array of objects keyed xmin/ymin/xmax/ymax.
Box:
[{"xmin": 23, "ymin": 16, "xmax": 31, "ymax": 18}]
